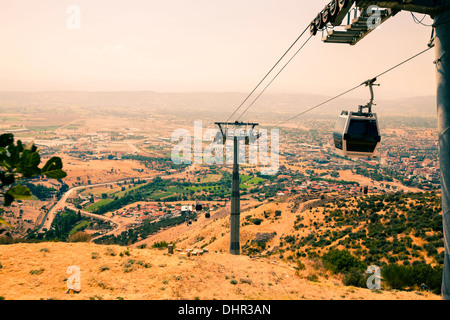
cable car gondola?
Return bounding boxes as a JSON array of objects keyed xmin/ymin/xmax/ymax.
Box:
[
  {"xmin": 333, "ymin": 111, "xmax": 380, "ymax": 158},
  {"xmin": 205, "ymin": 211, "xmax": 210, "ymax": 219},
  {"xmin": 195, "ymin": 202, "xmax": 203, "ymax": 211},
  {"xmin": 214, "ymin": 130, "xmax": 226, "ymax": 145},
  {"xmin": 332, "ymin": 78, "xmax": 381, "ymax": 158}
]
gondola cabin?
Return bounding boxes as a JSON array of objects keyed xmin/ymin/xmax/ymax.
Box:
[
  {"xmin": 214, "ymin": 130, "xmax": 226, "ymax": 145},
  {"xmin": 244, "ymin": 130, "xmax": 260, "ymax": 146},
  {"xmin": 333, "ymin": 111, "xmax": 381, "ymax": 158},
  {"xmin": 195, "ymin": 203, "xmax": 203, "ymax": 211},
  {"xmin": 205, "ymin": 211, "xmax": 210, "ymax": 219}
]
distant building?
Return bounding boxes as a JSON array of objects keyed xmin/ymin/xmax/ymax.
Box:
[{"xmin": 181, "ymin": 205, "xmax": 192, "ymax": 213}]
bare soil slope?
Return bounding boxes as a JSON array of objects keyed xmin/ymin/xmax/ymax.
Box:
[{"xmin": 0, "ymin": 242, "xmax": 440, "ymax": 300}]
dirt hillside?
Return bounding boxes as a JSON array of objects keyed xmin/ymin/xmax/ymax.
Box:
[
  {"xmin": 0, "ymin": 192, "xmax": 444, "ymax": 300},
  {"xmin": 0, "ymin": 241, "xmax": 440, "ymax": 300}
]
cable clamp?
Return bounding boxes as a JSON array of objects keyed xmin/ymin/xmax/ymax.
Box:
[{"xmin": 434, "ymin": 52, "xmax": 445, "ymax": 65}]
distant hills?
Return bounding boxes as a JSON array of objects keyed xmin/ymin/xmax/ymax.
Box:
[{"xmin": 0, "ymin": 91, "xmax": 437, "ymax": 119}]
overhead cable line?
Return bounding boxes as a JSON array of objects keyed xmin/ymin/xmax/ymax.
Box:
[
  {"xmin": 236, "ymin": 34, "xmax": 314, "ymax": 121},
  {"xmin": 274, "ymin": 45, "xmax": 435, "ymax": 127},
  {"xmin": 226, "ymin": 24, "xmax": 311, "ymax": 122},
  {"xmin": 374, "ymin": 45, "xmax": 434, "ymax": 78},
  {"xmin": 411, "ymin": 12, "xmax": 433, "ymax": 27}
]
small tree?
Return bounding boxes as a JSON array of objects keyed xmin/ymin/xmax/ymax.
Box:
[
  {"xmin": 68, "ymin": 231, "xmax": 91, "ymax": 243},
  {"xmin": 0, "ymin": 133, "xmax": 67, "ymax": 227}
]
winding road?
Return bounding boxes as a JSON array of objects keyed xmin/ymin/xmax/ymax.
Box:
[{"xmin": 36, "ymin": 174, "xmax": 166, "ymax": 235}]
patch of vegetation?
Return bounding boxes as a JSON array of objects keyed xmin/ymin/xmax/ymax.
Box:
[
  {"xmin": 19, "ymin": 182, "xmax": 57, "ymax": 201},
  {"xmin": 29, "ymin": 209, "xmax": 91, "ymax": 242},
  {"xmin": 321, "ymin": 249, "xmax": 366, "ymax": 274},
  {"xmin": 30, "ymin": 268, "xmax": 45, "ymax": 275},
  {"xmin": 119, "ymin": 248, "xmax": 131, "ymax": 257},
  {"xmin": 94, "ymin": 215, "xmax": 189, "ymax": 246},
  {"xmin": 85, "ymin": 199, "xmax": 114, "ymax": 212},
  {"xmin": 278, "ymin": 192, "xmax": 444, "ymax": 293},
  {"xmin": 152, "ymin": 241, "xmax": 173, "ymax": 248},
  {"xmin": 242, "ymin": 232, "xmax": 276, "ymax": 255},
  {"xmin": 122, "ymin": 258, "xmax": 151, "ymax": 272},
  {"xmin": 342, "ymin": 268, "xmax": 369, "ymax": 288},
  {"xmin": 293, "ymin": 192, "xmax": 443, "ymax": 266},
  {"xmin": 105, "ymin": 247, "xmax": 116, "ymax": 256},
  {"xmin": 381, "ymin": 262, "xmax": 442, "ymax": 294},
  {"xmin": 245, "ymin": 216, "xmax": 263, "ymax": 225},
  {"xmin": 99, "ymin": 265, "xmax": 110, "ymax": 272}
]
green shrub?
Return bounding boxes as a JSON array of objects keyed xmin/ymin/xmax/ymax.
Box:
[
  {"xmin": 409, "ymin": 263, "xmax": 443, "ymax": 294},
  {"xmin": 296, "ymin": 260, "xmax": 306, "ymax": 271},
  {"xmin": 256, "ymin": 241, "xmax": 266, "ymax": 250},
  {"xmin": 284, "ymin": 235, "xmax": 296, "ymax": 244},
  {"xmin": 307, "ymin": 274, "xmax": 319, "ymax": 282},
  {"xmin": 381, "ymin": 264, "xmax": 411, "ymax": 290},
  {"xmin": 240, "ymin": 278, "xmax": 252, "ymax": 285},
  {"xmin": 99, "ymin": 265, "xmax": 110, "ymax": 272},
  {"xmin": 123, "ymin": 259, "xmax": 135, "ymax": 273},
  {"xmin": 342, "ymin": 268, "xmax": 368, "ymax": 288},
  {"xmin": 136, "ymin": 260, "xmax": 151, "ymax": 268},
  {"xmin": 152, "ymin": 241, "xmax": 169, "ymax": 248},
  {"xmin": 69, "ymin": 231, "xmax": 91, "ymax": 243},
  {"xmin": 248, "ymin": 218, "xmax": 263, "ymax": 225},
  {"xmin": 119, "ymin": 248, "xmax": 131, "ymax": 257},
  {"xmin": 30, "ymin": 268, "xmax": 45, "ymax": 275},
  {"xmin": 381, "ymin": 262, "xmax": 442, "ymax": 294},
  {"xmin": 322, "ymin": 249, "xmax": 365, "ymax": 274},
  {"xmin": 105, "ymin": 247, "xmax": 116, "ymax": 256}
]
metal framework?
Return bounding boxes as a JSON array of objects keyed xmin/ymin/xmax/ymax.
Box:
[
  {"xmin": 215, "ymin": 121, "xmax": 259, "ymax": 141},
  {"xmin": 313, "ymin": 0, "xmax": 450, "ymax": 45},
  {"xmin": 358, "ymin": 78, "xmax": 379, "ymax": 114},
  {"xmin": 323, "ymin": 7, "xmax": 399, "ymax": 45},
  {"xmin": 214, "ymin": 121, "xmax": 259, "ymax": 255}
]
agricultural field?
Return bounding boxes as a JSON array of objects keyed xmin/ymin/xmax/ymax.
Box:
[
  {"xmin": 77, "ymin": 169, "xmax": 268, "ymax": 216},
  {"xmin": 85, "ymin": 199, "xmax": 114, "ymax": 212}
]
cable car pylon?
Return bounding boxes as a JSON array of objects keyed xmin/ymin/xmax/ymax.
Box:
[{"xmin": 214, "ymin": 121, "xmax": 259, "ymax": 255}]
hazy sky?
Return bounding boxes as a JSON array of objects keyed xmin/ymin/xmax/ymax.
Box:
[{"xmin": 0, "ymin": 1, "xmax": 438, "ymax": 99}]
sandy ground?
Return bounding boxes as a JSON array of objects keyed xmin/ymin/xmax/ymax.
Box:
[
  {"xmin": 54, "ymin": 156, "xmax": 157, "ymax": 187},
  {"xmin": 0, "ymin": 242, "xmax": 440, "ymax": 300},
  {"xmin": 337, "ymin": 170, "xmax": 421, "ymax": 193}
]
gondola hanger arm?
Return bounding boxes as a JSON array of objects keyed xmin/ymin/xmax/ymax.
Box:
[{"xmin": 359, "ymin": 78, "xmax": 380, "ymax": 113}]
